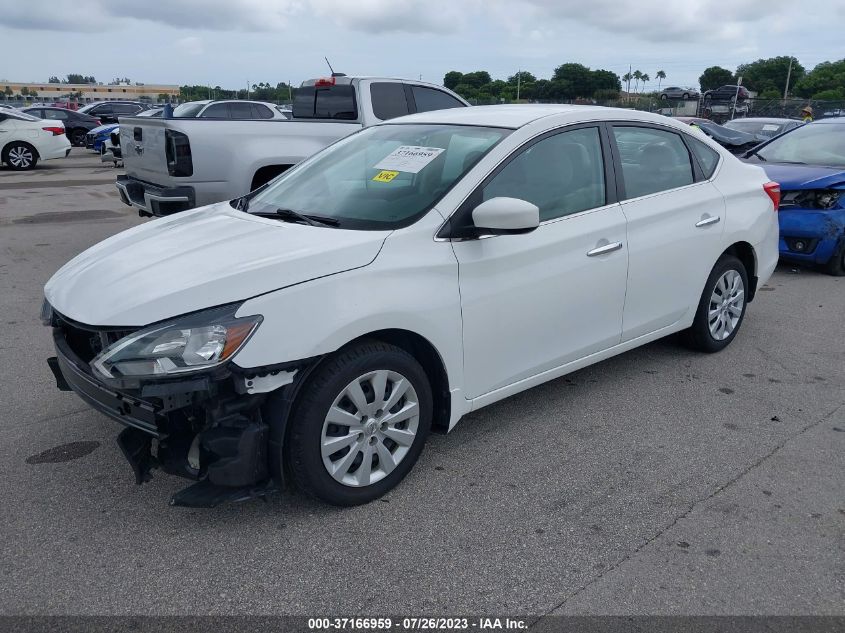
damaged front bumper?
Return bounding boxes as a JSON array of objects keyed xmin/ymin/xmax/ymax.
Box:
[
  {"xmin": 45, "ymin": 309, "xmax": 298, "ymax": 507},
  {"xmin": 778, "ymin": 207, "xmax": 845, "ymax": 266}
]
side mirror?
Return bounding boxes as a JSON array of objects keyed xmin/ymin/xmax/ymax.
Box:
[{"xmin": 471, "ymin": 197, "xmax": 539, "ymax": 235}]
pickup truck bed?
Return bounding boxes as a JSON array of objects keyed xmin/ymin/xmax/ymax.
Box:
[{"xmin": 116, "ymin": 76, "xmax": 468, "ymax": 216}]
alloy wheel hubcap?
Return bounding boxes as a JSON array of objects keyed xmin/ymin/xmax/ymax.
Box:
[
  {"xmin": 708, "ymin": 269, "xmax": 744, "ymax": 340},
  {"xmin": 9, "ymin": 146, "xmax": 33, "ymax": 167},
  {"xmin": 321, "ymin": 369, "xmax": 419, "ymax": 487}
]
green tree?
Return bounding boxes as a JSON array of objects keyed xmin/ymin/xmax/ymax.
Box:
[
  {"xmin": 640, "ymin": 73, "xmax": 650, "ymax": 93},
  {"xmin": 460, "ymin": 71, "xmax": 492, "ymax": 89},
  {"xmin": 656, "ymin": 70, "xmax": 666, "ymax": 90},
  {"xmin": 621, "ymin": 72, "xmax": 632, "ymax": 93},
  {"xmin": 735, "ymin": 56, "xmax": 803, "ymax": 96},
  {"xmin": 48, "ymin": 76, "xmax": 61, "ymax": 83},
  {"xmin": 632, "ymin": 70, "xmax": 643, "ymax": 92},
  {"xmin": 793, "ymin": 59, "xmax": 845, "ymax": 99},
  {"xmin": 811, "ymin": 88, "xmax": 845, "ymax": 101},
  {"xmin": 66, "ymin": 73, "xmax": 96, "ymax": 84},
  {"xmin": 758, "ymin": 88, "xmax": 782, "ymax": 99},
  {"xmin": 507, "ymin": 71, "xmax": 536, "ymax": 85},
  {"xmin": 443, "ymin": 71, "xmax": 463, "ymax": 90},
  {"xmin": 3, "ymin": 85, "xmax": 12, "ymax": 99},
  {"xmin": 20, "ymin": 86, "xmax": 29, "ymax": 97},
  {"xmin": 699, "ymin": 66, "xmax": 734, "ymax": 91}
]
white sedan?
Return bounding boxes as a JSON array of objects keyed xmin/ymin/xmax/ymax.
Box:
[
  {"xmin": 43, "ymin": 105, "xmax": 779, "ymax": 507},
  {"xmin": 1, "ymin": 109, "xmax": 71, "ymax": 170}
]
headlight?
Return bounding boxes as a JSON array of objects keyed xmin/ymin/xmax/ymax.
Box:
[{"xmin": 91, "ymin": 304, "xmax": 261, "ymax": 380}]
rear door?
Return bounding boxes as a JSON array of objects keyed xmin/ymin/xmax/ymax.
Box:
[{"xmin": 610, "ymin": 124, "xmax": 726, "ymax": 341}]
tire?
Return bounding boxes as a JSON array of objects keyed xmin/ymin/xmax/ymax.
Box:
[
  {"xmin": 825, "ymin": 240, "xmax": 845, "ymax": 276},
  {"xmin": 70, "ymin": 129, "xmax": 86, "ymax": 147},
  {"xmin": 660, "ymin": 94, "xmax": 668, "ymax": 100},
  {"xmin": 683, "ymin": 254, "xmax": 749, "ymax": 353},
  {"xmin": 683, "ymin": 93, "xmax": 690, "ymax": 99},
  {"xmin": 2, "ymin": 142, "xmax": 38, "ymax": 170},
  {"xmin": 281, "ymin": 340, "xmax": 432, "ymax": 506}
]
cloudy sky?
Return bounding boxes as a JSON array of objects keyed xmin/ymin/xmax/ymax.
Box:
[{"xmin": 0, "ymin": 0, "xmax": 841, "ymax": 90}]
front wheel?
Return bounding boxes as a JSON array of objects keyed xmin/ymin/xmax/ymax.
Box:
[
  {"xmin": 282, "ymin": 340, "xmax": 432, "ymax": 506},
  {"xmin": 3, "ymin": 142, "xmax": 38, "ymax": 170},
  {"xmin": 683, "ymin": 254, "xmax": 749, "ymax": 353},
  {"xmin": 70, "ymin": 129, "xmax": 86, "ymax": 147}
]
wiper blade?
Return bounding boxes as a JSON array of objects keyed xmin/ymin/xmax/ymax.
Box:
[{"xmin": 274, "ymin": 208, "xmax": 340, "ymax": 227}]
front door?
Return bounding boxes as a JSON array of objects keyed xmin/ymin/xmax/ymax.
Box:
[{"xmin": 450, "ymin": 125, "xmax": 629, "ymax": 399}]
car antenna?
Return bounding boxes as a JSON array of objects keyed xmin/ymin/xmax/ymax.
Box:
[{"xmin": 324, "ymin": 57, "xmax": 345, "ymax": 78}]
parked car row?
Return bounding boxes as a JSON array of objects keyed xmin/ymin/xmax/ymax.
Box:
[{"xmin": 0, "ymin": 109, "xmax": 71, "ymax": 170}]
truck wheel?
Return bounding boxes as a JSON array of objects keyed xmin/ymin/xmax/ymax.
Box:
[
  {"xmin": 683, "ymin": 254, "xmax": 748, "ymax": 353},
  {"xmin": 2, "ymin": 142, "xmax": 38, "ymax": 170},
  {"xmin": 283, "ymin": 340, "xmax": 432, "ymax": 506}
]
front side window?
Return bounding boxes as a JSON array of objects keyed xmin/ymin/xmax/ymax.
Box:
[
  {"xmin": 246, "ymin": 124, "xmax": 509, "ymax": 230},
  {"xmin": 411, "ymin": 86, "xmax": 464, "ymax": 113},
  {"xmin": 370, "ymin": 82, "xmax": 410, "ymax": 121},
  {"xmin": 613, "ymin": 126, "xmax": 694, "ymax": 198},
  {"xmin": 482, "ymin": 127, "xmax": 607, "ymax": 222},
  {"xmin": 199, "ymin": 103, "xmax": 229, "ymax": 118}
]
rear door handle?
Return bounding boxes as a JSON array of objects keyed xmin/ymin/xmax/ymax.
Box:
[
  {"xmin": 586, "ymin": 241, "xmax": 623, "ymax": 257},
  {"xmin": 695, "ymin": 215, "xmax": 721, "ymax": 227}
]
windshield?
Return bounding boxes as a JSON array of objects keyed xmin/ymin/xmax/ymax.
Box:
[
  {"xmin": 246, "ymin": 123, "xmax": 510, "ymax": 230},
  {"xmin": 724, "ymin": 120, "xmax": 790, "ymax": 138},
  {"xmin": 755, "ymin": 123, "xmax": 845, "ymax": 167},
  {"xmin": 172, "ymin": 102, "xmax": 206, "ymax": 118}
]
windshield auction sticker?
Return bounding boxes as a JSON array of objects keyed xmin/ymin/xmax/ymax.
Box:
[
  {"xmin": 372, "ymin": 170, "xmax": 399, "ymax": 183},
  {"xmin": 374, "ymin": 146, "xmax": 445, "ymax": 174}
]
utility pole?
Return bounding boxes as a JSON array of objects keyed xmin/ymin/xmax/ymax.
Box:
[
  {"xmin": 288, "ymin": 81, "xmax": 292, "ymax": 103},
  {"xmin": 627, "ymin": 64, "xmax": 632, "ymax": 99},
  {"xmin": 516, "ymin": 69, "xmax": 521, "ymax": 101},
  {"xmin": 783, "ymin": 57, "xmax": 793, "ymax": 100}
]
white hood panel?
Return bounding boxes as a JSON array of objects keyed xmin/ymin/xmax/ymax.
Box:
[{"xmin": 45, "ymin": 204, "xmax": 388, "ymax": 326}]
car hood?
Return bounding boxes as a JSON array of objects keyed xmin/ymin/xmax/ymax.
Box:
[
  {"xmin": 90, "ymin": 123, "xmax": 119, "ymax": 135},
  {"xmin": 45, "ymin": 203, "xmax": 390, "ymax": 326},
  {"xmin": 758, "ymin": 163, "xmax": 845, "ymax": 190}
]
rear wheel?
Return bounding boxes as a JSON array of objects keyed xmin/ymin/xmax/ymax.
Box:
[
  {"xmin": 70, "ymin": 128, "xmax": 86, "ymax": 147},
  {"xmin": 683, "ymin": 92, "xmax": 690, "ymax": 99},
  {"xmin": 282, "ymin": 340, "xmax": 432, "ymax": 506},
  {"xmin": 684, "ymin": 254, "xmax": 748, "ymax": 353},
  {"xmin": 2, "ymin": 142, "xmax": 38, "ymax": 170}
]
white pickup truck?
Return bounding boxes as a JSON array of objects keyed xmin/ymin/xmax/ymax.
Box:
[{"xmin": 115, "ymin": 76, "xmax": 469, "ymax": 216}]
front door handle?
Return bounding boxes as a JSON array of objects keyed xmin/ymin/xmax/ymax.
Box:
[
  {"xmin": 586, "ymin": 241, "xmax": 623, "ymax": 257},
  {"xmin": 695, "ymin": 215, "xmax": 721, "ymax": 228}
]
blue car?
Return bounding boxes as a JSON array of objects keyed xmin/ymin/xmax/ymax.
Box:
[
  {"xmin": 744, "ymin": 118, "xmax": 845, "ymax": 275},
  {"xmin": 85, "ymin": 123, "xmax": 119, "ymax": 153}
]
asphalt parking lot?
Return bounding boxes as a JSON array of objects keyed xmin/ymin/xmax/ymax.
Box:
[{"xmin": 1, "ymin": 152, "xmax": 843, "ymax": 616}]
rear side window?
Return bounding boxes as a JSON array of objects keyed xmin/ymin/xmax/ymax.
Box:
[
  {"xmin": 252, "ymin": 103, "xmax": 274, "ymax": 119},
  {"xmin": 613, "ymin": 126, "xmax": 694, "ymax": 198},
  {"xmin": 228, "ymin": 102, "xmax": 253, "ymax": 119},
  {"xmin": 687, "ymin": 136, "xmax": 720, "ymax": 179},
  {"xmin": 113, "ymin": 104, "xmax": 140, "ymax": 114},
  {"xmin": 370, "ymin": 82, "xmax": 410, "ymax": 120},
  {"xmin": 411, "ymin": 86, "xmax": 464, "ymax": 113},
  {"xmin": 293, "ymin": 85, "xmax": 358, "ymax": 120}
]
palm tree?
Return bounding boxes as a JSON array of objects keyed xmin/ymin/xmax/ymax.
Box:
[
  {"xmin": 640, "ymin": 73, "xmax": 650, "ymax": 93},
  {"xmin": 632, "ymin": 70, "xmax": 642, "ymax": 93},
  {"xmin": 656, "ymin": 70, "xmax": 666, "ymax": 91}
]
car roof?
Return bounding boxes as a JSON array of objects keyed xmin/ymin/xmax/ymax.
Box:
[
  {"xmin": 385, "ymin": 104, "xmax": 688, "ymax": 130},
  {"xmin": 813, "ymin": 118, "xmax": 845, "ymax": 125}
]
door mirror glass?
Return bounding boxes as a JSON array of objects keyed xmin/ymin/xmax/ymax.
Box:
[{"xmin": 472, "ymin": 197, "xmax": 539, "ymax": 235}]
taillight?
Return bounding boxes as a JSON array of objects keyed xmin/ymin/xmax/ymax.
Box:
[
  {"xmin": 42, "ymin": 127, "xmax": 65, "ymax": 136},
  {"xmin": 314, "ymin": 77, "xmax": 336, "ymax": 87},
  {"xmin": 165, "ymin": 129, "xmax": 193, "ymax": 177},
  {"xmin": 763, "ymin": 182, "xmax": 781, "ymax": 211}
]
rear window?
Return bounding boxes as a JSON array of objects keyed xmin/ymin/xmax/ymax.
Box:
[
  {"xmin": 370, "ymin": 82, "xmax": 410, "ymax": 121},
  {"xmin": 4, "ymin": 110, "xmax": 40, "ymax": 122},
  {"xmin": 293, "ymin": 85, "xmax": 358, "ymax": 120},
  {"xmin": 410, "ymin": 86, "xmax": 465, "ymax": 113},
  {"xmin": 252, "ymin": 103, "xmax": 274, "ymax": 119}
]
